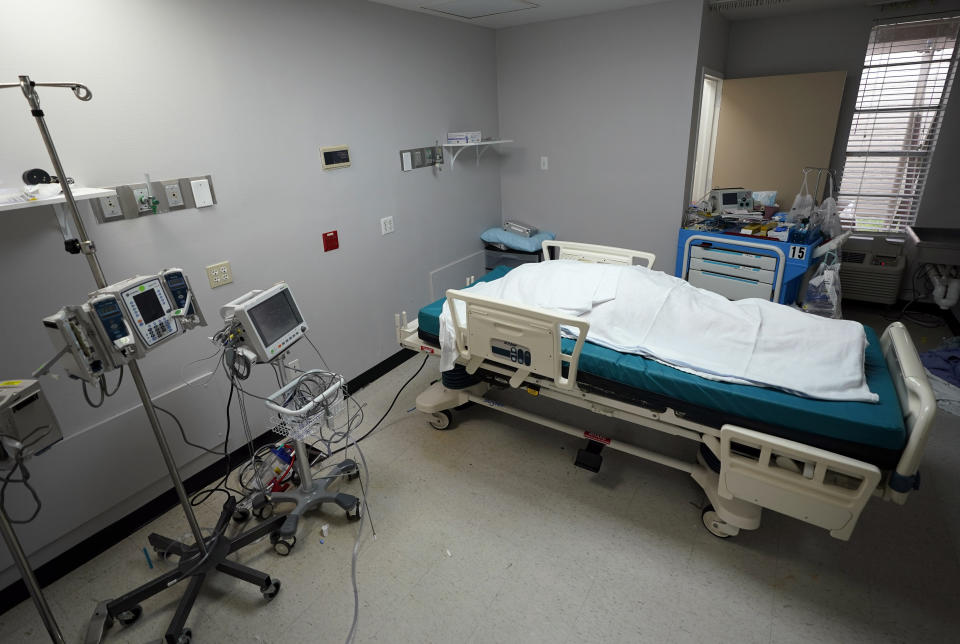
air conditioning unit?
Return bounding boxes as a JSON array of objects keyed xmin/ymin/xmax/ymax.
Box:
[{"xmin": 839, "ymin": 237, "xmax": 906, "ymax": 305}]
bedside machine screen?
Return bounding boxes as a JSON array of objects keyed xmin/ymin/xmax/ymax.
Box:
[{"xmin": 122, "ymin": 280, "xmax": 175, "ymax": 346}]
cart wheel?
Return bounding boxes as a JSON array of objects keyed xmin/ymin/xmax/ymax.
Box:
[
  {"xmin": 152, "ymin": 546, "xmax": 169, "ymax": 560},
  {"xmin": 116, "ymin": 605, "xmax": 142, "ymax": 626},
  {"xmin": 176, "ymin": 627, "xmax": 192, "ymax": 644},
  {"xmin": 347, "ymin": 468, "xmax": 361, "ymax": 481},
  {"xmin": 347, "ymin": 502, "xmax": 363, "ymax": 522},
  {"xmin": 262, "ymin": 579, "xmax": 282, "ymax": 600},
  {"xmin": 273, "ymin": 536, "xmax": 296, "ymax": 556},
  {"xmin": 429, "ymin": 410, "xmax": 453, "ymax": 430},
  {"xmin": 232, "ymin": 507, "xmax": 251, "ymax": 523},
  {"xmin": 701, "ymin": 506, "xmax": 733, "ymax": 539},
  {"xmin": 255, "ymin": 503, "xmax": 274, "ymax": 520}
]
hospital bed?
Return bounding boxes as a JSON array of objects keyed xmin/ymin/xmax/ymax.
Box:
[{"xmin": 395, "ymin": 241, "xmax": 937, "ymax": 540}]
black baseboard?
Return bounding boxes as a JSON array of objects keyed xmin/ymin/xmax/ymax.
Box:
[{"xmin": 0, "ymin": 348, "xmax": 418, "ymax": 616}]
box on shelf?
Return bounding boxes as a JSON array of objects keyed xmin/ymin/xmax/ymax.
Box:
[{"xmin": 447, "ymin": 131, "xmax": 482, "ymax": 144}]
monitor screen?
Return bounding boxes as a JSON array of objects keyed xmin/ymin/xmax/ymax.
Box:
[
  {"xmin": 248, "ymin": 289, "xmax": 303, "ymax": 348},
  {"xmin": 722, "ymin": 191, "xmax": 739, "ymax": 206},
  {"xmin": 133, "ymin": 289, "xmax": 165, "ymax": 324}
]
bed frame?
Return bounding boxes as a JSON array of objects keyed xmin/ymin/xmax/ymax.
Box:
[{"xmin": 395, "ymin": 241, "xmax": 937, "ymax": 540}]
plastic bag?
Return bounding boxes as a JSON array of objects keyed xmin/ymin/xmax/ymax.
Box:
[
  {"xmin": 802, "ymin": 251, "xmax": 842, "ymax": 319},
  {"xmin": 818, "ymin": 173, "xmax": 843, "ymax": 239},
  {"xmin": 789, "ymin": 169, "xmax": 815, "ymax": 223},
  {"xmin": 752, "ymin": 190, "xmax": 778, "ymax": 207}
]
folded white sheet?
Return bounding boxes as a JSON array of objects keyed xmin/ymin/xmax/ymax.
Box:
[{"xmin": 439, "ymin": 260, "xmax": 877, "ymax": 402}]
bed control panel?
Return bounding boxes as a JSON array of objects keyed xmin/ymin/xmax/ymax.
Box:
[{"xmin": 491, "ymin": 339, "xmax": 532, "ymax": 366}]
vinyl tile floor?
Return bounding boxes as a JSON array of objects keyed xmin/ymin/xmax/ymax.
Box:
[{"xmin": 2, "ymin": 317, "xmax": 960, "ymax": 643}]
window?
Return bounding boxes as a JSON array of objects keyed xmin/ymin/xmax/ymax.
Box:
[
  {"xmin": 690, "ymin": 72, "xmax": 723, "ymax": 203},
  {"xmin": 838, "ymin": 16, "xmax": 960, "ymax": 233}
]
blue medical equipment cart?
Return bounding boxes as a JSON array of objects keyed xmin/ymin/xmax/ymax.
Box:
[{"xmin": 675, "ymin": 229, "xmax": 822, "ymax": 305}]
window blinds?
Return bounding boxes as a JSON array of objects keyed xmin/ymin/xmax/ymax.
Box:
[{"xmin": 838, "ymin": 15, "xmax": 960, "ymax": 233}]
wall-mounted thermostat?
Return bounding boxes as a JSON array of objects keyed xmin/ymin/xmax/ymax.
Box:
[{"xmin": 320, "ymin": 145, "xmax": 351, "ymax": 170}]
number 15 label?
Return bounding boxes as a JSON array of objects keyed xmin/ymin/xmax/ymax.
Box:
[{"xmin": 789, "ymin": 245, "xmax": 807, "ymax": 260}]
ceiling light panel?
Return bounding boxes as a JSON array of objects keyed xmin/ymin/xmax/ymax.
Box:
[{"xmin": 422, "ymin": 0, "xmax": 539, "ymax": 20}]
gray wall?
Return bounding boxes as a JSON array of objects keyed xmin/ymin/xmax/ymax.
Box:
[
  {"xmin": 0, "ymin": 0, "xmax": 501, "ymax": 586},
  {"xmin": 725, "ymin": 2, "xmax": 960, "ymax": 229},
  {"xmin": 496, "ymin": 0, "xmax": 706, "ymax": 270}
]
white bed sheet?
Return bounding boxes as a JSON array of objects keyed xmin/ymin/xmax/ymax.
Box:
[{"xmin": 439, "ymin": 260, "xmax": 877, "ymax": 403}]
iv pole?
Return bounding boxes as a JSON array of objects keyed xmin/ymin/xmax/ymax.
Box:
[{"xmin": 0, "ymin": 75, "xmax": 209, "ymax": 642}]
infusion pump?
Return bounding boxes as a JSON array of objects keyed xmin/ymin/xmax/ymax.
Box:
[{"xmin": 41, "ymin": 269, "xmax": 206, "ymax": 382}]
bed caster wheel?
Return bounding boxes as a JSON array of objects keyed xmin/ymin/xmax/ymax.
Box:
[
  {"xmin": 116, "ymin": 605, "xmax": 142, "ymax": 626},
  {"xmin": 347, "ymin": 468, "xmax": 360, "ymax": 481},
  {"xmin": 232, "ymin": 507, "xmax": 251, "ymax": 523},
  {"xmin": 701, "ymin": 506, "xmax": 733, "ymax": 539},
  {"xmin": 175, "ymin": 627, "xmax": 192, "ymax": 644},
  {"xmin": 271, "ymin": 534, "xmax": 296, "ymax": 556},
  {"xmin": 152, "ymin": 546, "xmax": 169, "ymax": 560},
  {"xmin": 429, "ymin": 410, "xmax": 453, "ymax": 430},
  {"xmin": 262, "ymin": 579, "xmax": 282, "ymax": 600},
  {"xmin": 347, "ymin": 502, "xmax": 363, "ymax": 522},
  {"xmin": 255, "ymin": 503, "xmax": 274, "ymax": 520}
]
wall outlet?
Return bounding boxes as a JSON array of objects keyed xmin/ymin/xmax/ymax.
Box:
[
  {"xmin": 540, "ymin": 156, "xmax": 548, "ymax": 170},
  {"xmin": 205, "ymin": 261, "xmax": 233, "ymax": 288},
  {"xmin": 165, "ymin": 183, "xmax": 185, "ymax": 207},
  {"xmin": 96, "ymin": 194, "xmax": 124, "ymax": 222},
  {"xmin": 380, "ymin": 216, "xmax": 395, "ymax": 235}
]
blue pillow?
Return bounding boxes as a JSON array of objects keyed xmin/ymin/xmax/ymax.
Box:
[{"xmin": 481, "ymin": 227, "xmax": 556, "ymax": 253}]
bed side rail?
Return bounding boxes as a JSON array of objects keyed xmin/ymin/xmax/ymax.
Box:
[
  {"xmin": 718, "ymin": 425, "xmax": 881, "ymax": 541},
  {"xmin": 880, "ymin": 321, "xmax": 938, "ymax": 504},
  {"xmin": 542, "ymin": 240, "xmax": 656, "ymax": 268},
  {"xmin": 445, "ymin": 288, "xmax": 589, "ymax": 389}
]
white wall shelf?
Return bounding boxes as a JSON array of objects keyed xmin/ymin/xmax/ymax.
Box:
[
  {"xmin": 0, "ymin": 187, "xmax": 115, "ymax": 214},
  {"xmin": 442, "ymin": 139, "xmax": 513, "ymax": 169}
]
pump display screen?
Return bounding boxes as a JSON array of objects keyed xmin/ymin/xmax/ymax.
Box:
[
  {"xmin": 133, "ymin": 289, "xmax": 165, "ymax": 324},
  {"xmin": 249, "ymin": 290, "xmax": 303, "ymax": 347},
  {"xmin": 722, "ymin": 192, "xmax": 739, "ymax": 206}
]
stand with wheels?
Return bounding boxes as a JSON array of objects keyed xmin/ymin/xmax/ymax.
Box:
[
  {"xmin": 86, "ymin": 497, "xmax": 286, "ymax": 644},
  {"xmin": 1, "ymin": 76, "xmax": 284, "ymax": 644},
  {"xmin": 261, "ymin": 364, "xmax": 362, "ymax": 556}
]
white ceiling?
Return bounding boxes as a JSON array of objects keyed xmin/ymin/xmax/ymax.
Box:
[
  {"xmin": 368, "ymin": 0, "xmax": 881, "ymax": 28},
  {"xmin": 368, "ymin": 0, "xmax": 668, "ymax": 29}
]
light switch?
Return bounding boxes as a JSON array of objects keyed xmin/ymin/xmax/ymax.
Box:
[{"xmin": 190, "ymin": 179, "xmax": 214, "ymax": 208}]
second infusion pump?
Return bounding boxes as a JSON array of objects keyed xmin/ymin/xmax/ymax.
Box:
[{"xmin": 42, "ymin": 269, "xmax": 206, "ymax": 382}]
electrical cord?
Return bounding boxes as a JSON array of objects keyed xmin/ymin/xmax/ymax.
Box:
[
  {"xmin": 189, "ymin": 378, "xmax": 243, "ymax": 506},
  {"xmin": 884, "ymin": 262, "xmax": 947, "ymax": 328},
  {"xmin": 345, "ymin": 418, "xmax": 372, "ymax": 644},
  {"xmin": 304, "ymin": 333, "xmax": 331, "ymax": 371},
  {"xmin": 104, "ymin": 365, "xmax": 124, "ymax": 396},
  {"xmin": 321, "ymin": 355, "xmax": 428, "ymax": 463},
  {"xmin": 81, "ymin": 366, "xmax": 126, "ymax": 408},
  {"xmin": 82, "ymin": 378, "xmax": 105, "ymax": 408},
  {"xmin": 154, "ymin": 404, "xmax": 224, "ymax": 457},
  {"xmin": 0, "ymin": 426, "xmax": 53, "ymax": 524}
]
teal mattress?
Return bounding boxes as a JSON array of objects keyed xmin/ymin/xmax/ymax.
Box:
[{"xmin": 418, "ymin": 266, "xmax": 907, "ymax": 467}]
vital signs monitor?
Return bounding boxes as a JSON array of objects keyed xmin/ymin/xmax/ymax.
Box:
[{"xmin": 219, "ymin": 283, "xmax": 308, "ymax": 363}]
